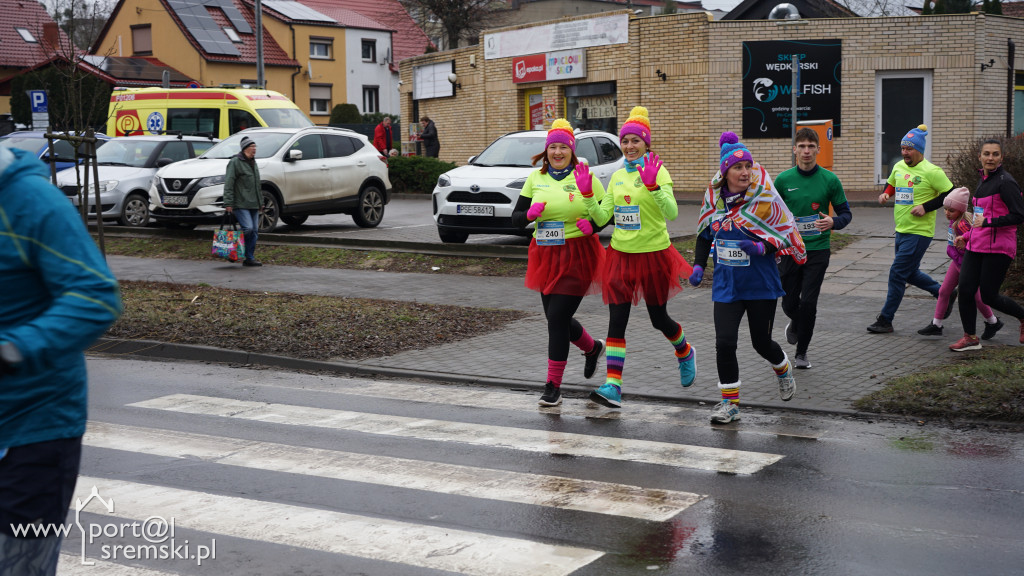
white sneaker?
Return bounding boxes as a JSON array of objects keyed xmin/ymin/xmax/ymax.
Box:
[
  {"xmin": 710, "ymin": 400, "xmax": 741, "ymax": 424},
  {"xmin": 778, "ymin": 370, "xmax": 796, "ymax": 401}
]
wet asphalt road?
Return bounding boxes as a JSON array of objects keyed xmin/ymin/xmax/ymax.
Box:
[{"xmin": 67, "ymin": 356, "xmax": 1024, "ymax": 576}]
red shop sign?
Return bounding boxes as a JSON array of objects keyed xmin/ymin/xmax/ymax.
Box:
[{"xmin": 512, "ymin": 54, "xmax": 546, "ymax": 84}]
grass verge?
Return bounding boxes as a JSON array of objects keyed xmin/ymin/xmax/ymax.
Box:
[
  {"xmin": 108, "ymin": 281, "xmax": 529, "ymax": 361},
  {"xmin": 853, "ymin": 346, "xmax": 1024, "ymax": 422},
  {"xmin": 100, "ymin": 236, "xmax": 528, "ymax": 277}
]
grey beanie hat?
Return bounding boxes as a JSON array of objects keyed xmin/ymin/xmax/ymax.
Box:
[{"xmin": 240, "ymin": 136, "xmax": 255, "ymax": 150}]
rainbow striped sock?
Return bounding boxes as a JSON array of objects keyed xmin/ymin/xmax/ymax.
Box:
[
  {"xmin": 772, "ymin": 355, "xmax": 791, "ymax": 377},
  {"xmin": 604, "ymin": 337, "xmax": 625, "ymax": 390},
  {"xmin": 718, "ymin": 381, "xmax": 741, "ymax": 404},
  {"xmin": 666, "ymin": 323, "xmax": 692, "ymax": 362}
]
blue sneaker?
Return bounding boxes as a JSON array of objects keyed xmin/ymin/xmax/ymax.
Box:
[
  {"xmin": 678, "ymin": 347, "xmax": 696, "ymax": 388},
  {"xmin": 590, "ymin": 383, "xmax": 622, "ymax": 408}
]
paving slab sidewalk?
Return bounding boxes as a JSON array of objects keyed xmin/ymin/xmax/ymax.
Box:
[{"xmin": 105, "ymin": 205, "xmax": 1018, "ymax": 415}]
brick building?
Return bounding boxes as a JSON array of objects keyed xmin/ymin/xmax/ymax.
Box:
[{"xmin": 399, "ymin": 10, "xmax": 1024, "ymax": 195}]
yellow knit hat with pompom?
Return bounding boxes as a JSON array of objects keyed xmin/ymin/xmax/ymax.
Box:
[{"xmin": 619, "ymin": 106, "xmax": 651, "ymax": 146}]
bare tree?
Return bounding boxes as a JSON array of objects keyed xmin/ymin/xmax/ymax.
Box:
[
  {"xmin": 829, "ymin": 0, "xmax": 916, "ymax": 17},
  {"xmin": 399, "ymin": 0, "xmax": 509, "ymax": 50},
  {"xmin": 42, "ymin": 0, "xmax": 114, "ymax": 51}
]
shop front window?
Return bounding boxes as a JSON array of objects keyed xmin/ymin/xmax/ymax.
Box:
[{"xmin": 565, "ymin": 82, "xmax": 617, "ymax": 134}]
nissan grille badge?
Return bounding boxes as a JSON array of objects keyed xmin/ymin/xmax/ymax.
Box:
[
  {"xmin": 172, "ymin": 180, "xmax": 182, "ymax": 191},
  {"xmin": 470, "ymin": 184, "xmax": 480, "ymax": 193}
]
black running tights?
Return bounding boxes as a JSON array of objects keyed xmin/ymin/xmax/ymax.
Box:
[
  {"xmin": 607, "ymin": 302, "xmax": 679, "ymax": 341},
  {"xmin": 541, "ymin": 293, "xmax": 585, "ymax": 361},
  {"xmin": 957, "ymin": 250, "xmax": 1024, "ymax": 336},
  {"xmin": 714, "ymin": 299, "xmax": 785, "ymax": 384}
]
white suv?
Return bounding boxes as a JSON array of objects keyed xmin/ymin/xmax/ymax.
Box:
[
  {"xmin": 149, "ymin": 127, "xmax": 391, "ymax": 231},
  {"xmin": 432, "ymin": 129, "xmax": 623, "ymax": 243}
]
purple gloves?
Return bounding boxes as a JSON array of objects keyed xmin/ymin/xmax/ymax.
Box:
[
  {"xmin": 737, "ymin": 239, "xmax": 765, "ymax": 256},
  {"xmin": 574, "ymin": 164, "xmax": 593, "ymax": 198},
  {"xmin": 576, "ymin": 218, "xmax": 593, "ymax": 236},
  {"xmin": 638, "ymin": 152, "xmax": 663, "ymax": 191},
  {"xmin": 688, "ymin": 265, "xmax": 704, "ymax": 287},
  {"xmin": 526, "ymin": 202, "xmax": 546, "ymax": 221}
]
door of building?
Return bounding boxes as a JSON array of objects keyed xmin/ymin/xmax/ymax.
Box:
[
  {"xmin": 524, "ymin": 89, "xmax": 544, "ymax": 130},
  {"xmin": 875, "ymin": 71, "xmax": 932, "ymax": 184}
]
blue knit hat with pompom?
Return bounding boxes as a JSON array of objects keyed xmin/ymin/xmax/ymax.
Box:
[{"xmin": 719, "ymin": 131, "xmax": 752, "ymax": 174}]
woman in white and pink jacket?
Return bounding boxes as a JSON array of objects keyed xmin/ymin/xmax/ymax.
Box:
[{"xmin": 951, "ymin": 139, "xmax": 1024, "ymax": 351}]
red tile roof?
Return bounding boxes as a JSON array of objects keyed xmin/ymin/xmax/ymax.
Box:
[
  {"xmin": 1001, "ymin": 2, "xmax": 1024, "ymax": 18},
  {"xmin": 267, "ymin": 0, "xmax": 390, "ymax": 32},
  {"xmin": 0, "ymin": 0, "xmax": 74, "ymax": 69},
  {"xmin": 310, "ymin": 0, "xmax": 432, "ymax": 65},
  {"xmin": 200, "ymin": 0, "xmax": 298, "ymax": 66}
]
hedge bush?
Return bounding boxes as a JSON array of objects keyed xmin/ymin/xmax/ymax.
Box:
[
  {"xmin": 329, "ymin": 104, "xmax": 361, "ymax": 124},
  {"xmin": 388, "ymin": 155, "xmax": 456, "ymax": 194},
  {"xmin": 946, "ymin": 135, "xmax": 1024, "ymax": 297}
]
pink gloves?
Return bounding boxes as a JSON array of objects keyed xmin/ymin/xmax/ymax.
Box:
[
  {"xmin": 638, "ymin": 152, "xmax": 663, "ymax": 191},
  {"xmin": 574, "ymin": 164, "xmax": 593, "ymax": 198},
  {"xmin": 526, "ymin": 202, "xmax": 546, "ymax": 221},
  {"xmin": 576, "ymin": 219, "xmax": 593, "ymax": 236}
]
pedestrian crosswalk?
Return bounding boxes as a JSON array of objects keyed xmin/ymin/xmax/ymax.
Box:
[{"xmin": 67, "ymin": 362, "xmax": 808, "ymax": 575}]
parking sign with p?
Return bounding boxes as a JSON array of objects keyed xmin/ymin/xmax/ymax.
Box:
[{"xmin": 27, "ymin": 90, "xmax": 49, "ymax": 129}]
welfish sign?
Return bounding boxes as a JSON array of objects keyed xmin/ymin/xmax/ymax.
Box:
[{"xmin": 742, "ymin": 40, "xmax": 841, "ymax": 139}]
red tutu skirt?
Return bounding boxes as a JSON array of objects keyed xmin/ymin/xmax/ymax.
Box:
[
  {"xmin": 601, "ymin": 246, "xmax": 693, "ymax": 305},
  {"xmin": 524, "ymin": 235, "xmax": 605, "ymax": 296}
]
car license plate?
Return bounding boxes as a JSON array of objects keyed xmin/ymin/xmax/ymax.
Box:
[
  {"xmin": 456, "ymin": 204, "xmax": 494, "ymax": 216},
  {"xmin": 162, "ymin": 195, "xmax": 189, "ymax": 206}
]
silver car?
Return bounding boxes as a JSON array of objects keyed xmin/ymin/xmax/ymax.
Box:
[
  {"xmin": 432, "ymin": 129, "xmax": 624, "ymax": 243},
  {"xmin": 56, "ymin": 134, "xmax": 217, "ymax": 226},
  {"xmin": 149, "ymin": 127, "xmax": 391, "ymax": 232}
]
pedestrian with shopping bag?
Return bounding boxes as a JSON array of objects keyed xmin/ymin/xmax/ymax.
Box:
[{"xmin": 224, "ymin": 135, "xmax": 262, "ymax": 267}]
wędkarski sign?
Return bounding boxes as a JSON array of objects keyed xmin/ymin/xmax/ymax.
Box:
[{"xmin": 742, "ymin": 40, "xmax": 842, "ymax": 139}]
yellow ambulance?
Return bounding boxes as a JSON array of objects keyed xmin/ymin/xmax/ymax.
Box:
[{"xmin": 107, "ymin": 87, "xmax": 312, "ymax": 139}]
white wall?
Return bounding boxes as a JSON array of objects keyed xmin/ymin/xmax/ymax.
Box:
[{"xmin": 345, "ymin": 29, "xmax": 398, "ymax": 115}]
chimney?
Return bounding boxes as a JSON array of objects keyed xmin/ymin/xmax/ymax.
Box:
[{"xmin": 43, "ymin": 22, "xmax": 59, "ymax": 50}]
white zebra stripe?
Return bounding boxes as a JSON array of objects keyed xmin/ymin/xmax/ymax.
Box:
[
  {"xmin": 255, "ymin": 377, "xmax": 826, "ymax": 439},
  {"xmin": 84, "ymin": 422, "xmax": 703, "ymax": 522},
  {"xmin": 58, "ymin": 553, "xmax": 175, "ymax": 575},
  {"xmin": 128, "ymin": 394, "xmax": 784, "ymax": 474},
  {"xmin": 73, "ymin": 476, "xmax": 603, "ymax": 576}
]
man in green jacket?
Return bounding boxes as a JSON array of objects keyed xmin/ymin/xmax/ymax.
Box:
[{"xmin": 224, "ymin": 135, "xmax": 262, "ymax": 267}]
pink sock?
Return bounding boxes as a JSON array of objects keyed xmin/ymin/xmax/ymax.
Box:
[
  {"xmin": 571, "ymin": 329, "xmax": 595, "ymax": 354},
  {"xmin": 547, "ymin": 359, "xmax": 568, "ymax": 386}
]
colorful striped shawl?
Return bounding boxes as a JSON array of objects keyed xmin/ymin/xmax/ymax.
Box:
[{"xmin": 696, "ymin": 163, "xmax": 807, "ymax": 264}]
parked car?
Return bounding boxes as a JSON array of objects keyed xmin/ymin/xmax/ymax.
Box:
[
  {"xmin": 149, "ymin": 127, "xmax": 391, "ymax": 231},
  {"xmin": 0, "ymin": 130, "xmax": 110, "ymax": 172},
  {"xmin": 432, "ymin": 129, "xmax": 624, "ymax": 243},
  {"xmin": 56, "ymin": 134, "xmax": 218, "ymax": 227}
]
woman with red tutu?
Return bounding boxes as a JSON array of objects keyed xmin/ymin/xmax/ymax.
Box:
[
  {"xmin": 578, "ymin": 106, "xmax": 695, "ymax": 408},
  {"xmin": 511, "ymin": 119, "xmax": 607, "ymax": 407}
]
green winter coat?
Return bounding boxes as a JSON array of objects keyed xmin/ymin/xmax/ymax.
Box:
[{"xmin": 223, "ymin": 154, "xmax": 261, "ymax": 209}]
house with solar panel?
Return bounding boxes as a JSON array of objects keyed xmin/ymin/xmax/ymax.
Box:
[{"xmin": 91, "ymin": 0, "xmax": 433, "ymax": 123}]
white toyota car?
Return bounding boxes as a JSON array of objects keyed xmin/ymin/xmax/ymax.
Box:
[{"xmin": 432, "ymin": 129, "xmax": 624, "ymax": 243}]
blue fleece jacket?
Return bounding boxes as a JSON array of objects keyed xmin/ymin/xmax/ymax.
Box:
[{"xmin": 0, "ymin": 148, "xmax": 122, "ymax": 449}]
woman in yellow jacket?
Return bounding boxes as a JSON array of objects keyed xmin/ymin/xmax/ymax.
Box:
[
  {"xmin": 511, "ymin": 119, "xmax": 607, "ymax": 406},
  {"xmin": 579, "ymin": 106, "xmax": 695, "ymax": 408}
]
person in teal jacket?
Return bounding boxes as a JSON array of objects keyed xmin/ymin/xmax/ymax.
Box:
[{"xmin": 0, "ymin": 146, "xmax": 122, "ymax": 575}]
